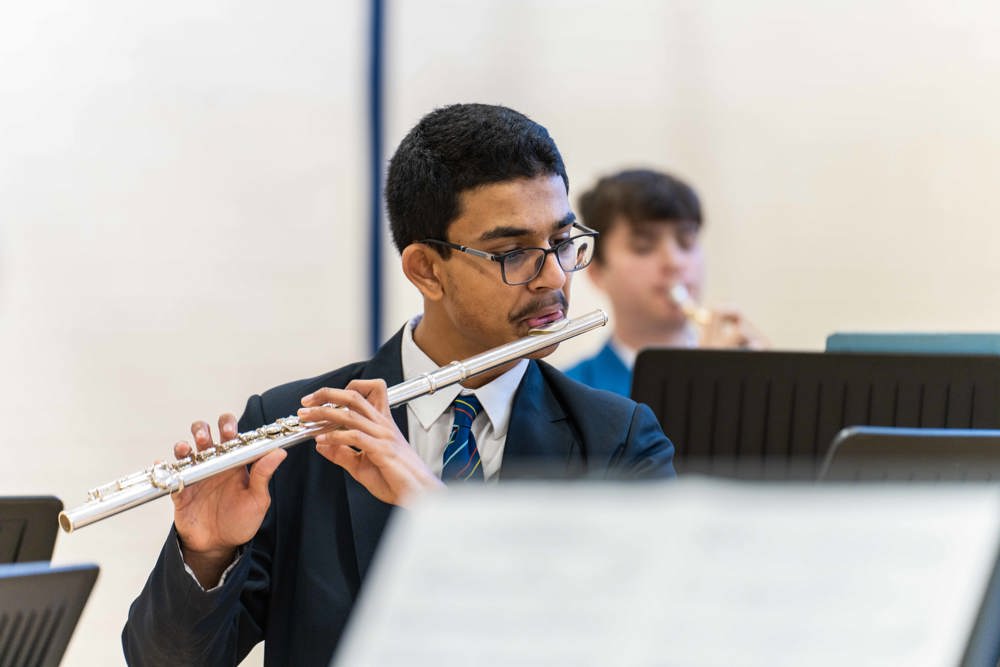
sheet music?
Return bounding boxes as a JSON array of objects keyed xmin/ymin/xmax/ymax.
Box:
[{"xmin": 333, "ymin": 480, "xmax": 1000, "ymax": 667}]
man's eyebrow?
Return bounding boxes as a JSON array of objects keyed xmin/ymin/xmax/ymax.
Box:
[
  {"xmin": 478, "ymin": 212, "xmax": 577, "ymax": 242},
  {"xmin": 556, "ymin": 212, "xmax": 577, "ymax": 229}
]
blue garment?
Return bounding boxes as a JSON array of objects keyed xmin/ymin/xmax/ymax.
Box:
[
  {"xmin": 565, "ymin": 340, "xmax": 633, "ymax": 397},
  {"xmin": 123, "ymin": 327, "xmax": 675, "ymax": 667}
]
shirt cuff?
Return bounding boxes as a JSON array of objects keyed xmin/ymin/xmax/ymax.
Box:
[{"xmin": 174, "ymin": 536, "xmax": 245, "ymax": 593}]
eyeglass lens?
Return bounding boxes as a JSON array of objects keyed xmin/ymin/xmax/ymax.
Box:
[{"xmin": 503, "ymin": 235, "xmax": 595, "ymax": 284}]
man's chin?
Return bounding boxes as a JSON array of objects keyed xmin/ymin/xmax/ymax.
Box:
[
  {"xmin": 654, "ymin": 307, "xmax": 688, "ymax": 329},
  {"xmin": 491, "ymin": 324, "xmax": 561, "ymax": 357},
  {"xmin": 526, "ymin": 343, "xmax": 559, "ymax": 360}
]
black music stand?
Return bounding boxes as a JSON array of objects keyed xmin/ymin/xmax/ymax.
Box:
[
  {"xmin": 0, "ymin": 561, "xmax": 99, "ymax": 666},
  {"xmin": 820, "ymin": 426, "xmax": 1000, "ymax": 481},
  {"xmin": 0, "ymin": 496, "xmax": 62, "ymax": 563},
  {"xmin": 631, "ymin": 349, "xmax": 1000, "ymax": 479}
]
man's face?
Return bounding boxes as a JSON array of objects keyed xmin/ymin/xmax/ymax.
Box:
[
  {"xmin": 590, "ymin": 217, "xmax": 705, "ymax": 329},
  {"xmin": 435, "ymin": 174, "xmax": 575, "ymax": 356}
]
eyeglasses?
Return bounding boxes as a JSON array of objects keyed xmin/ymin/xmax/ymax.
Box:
[{"xmin": 421, "ymin": 223, "xmax": 599, "ymax": 286}]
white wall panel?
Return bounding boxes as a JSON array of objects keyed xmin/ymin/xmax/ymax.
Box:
[{"xmin": 0, "ymin": 2, "xmax": 365, "ymax": 664}]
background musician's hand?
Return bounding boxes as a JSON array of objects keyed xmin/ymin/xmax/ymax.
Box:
[
  {"xmin": 171, "ymin": 413, "xmax": 287, "ymax": 588},
  {"xmin": 699, "ymin": 307, "xmax": 769, "ymax": 350},
  {"xmin": 300, "ymin": 380, "xmax": 444, "ymax": 507}
]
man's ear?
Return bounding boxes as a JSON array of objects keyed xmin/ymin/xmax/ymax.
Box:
[{"xmin": 401, "ymin": 244, "xmax": 445, "ymax": 301}]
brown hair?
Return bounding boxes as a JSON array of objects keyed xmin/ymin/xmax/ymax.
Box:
[{"xmin": 578, "ymin": 169, "xmax": 702, "ymax": 262}]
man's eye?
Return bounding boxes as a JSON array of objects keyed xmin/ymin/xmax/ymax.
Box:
[
  {"xmin": 630, "ymin": 237, "xmax": 656, "ymax": 253},
  {"xmin": 676, "ymin": 227, "xmax": 699, "ymax": 250},
  {"xmin": 502, "ymin": 249, "xmax": 532, "ymax": 266}
]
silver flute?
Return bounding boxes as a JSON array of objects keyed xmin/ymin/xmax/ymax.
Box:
[{"xmin": 59, "ymin": 309, "xmax": 608, "ymax": 532}]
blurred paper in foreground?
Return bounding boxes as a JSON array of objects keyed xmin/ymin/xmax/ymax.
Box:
[{"xmin": 333, "ymin": 480, "xmax": 1000, "ymax": 667}]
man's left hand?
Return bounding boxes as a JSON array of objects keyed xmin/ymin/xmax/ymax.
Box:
[{"xmin": 298, "ymin": 380, "xmax": 445, "ymax": 506}]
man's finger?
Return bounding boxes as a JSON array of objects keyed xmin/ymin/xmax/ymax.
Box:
[
  {"xmin": 248, "ymin": 449, "xmax": 288, "ymax": 500},
  {"xmin": 304, "ymin": 388, "xmax": 381, "ymax": 421},
  {"xmin": 345, "ymin": 379, "xmax": 389, "ymax": 413},
  {"xmin": 317, "ymin": 429, "xmax": 405, "ymax": 467},
  {"xmin": 190, "ymin": 420, "xmax": 214, "ymax": 450},
  {"xmin": 321, "ymin": 441, "xmax": 417, "ymax": 495},
  {"xmin": 218, "ymin": 413, "xmax": 238, "ymax": 441},
  {"xmin": 321, "ymin": 442, "xmax": 365, "ymax": 478},
  {"xmin": 306, "ymin": 405, "xmax": 396, "ymax": 441},
  {"xmin": 297, "ymin": 395, "xmax": 380, "ymax": 427}
]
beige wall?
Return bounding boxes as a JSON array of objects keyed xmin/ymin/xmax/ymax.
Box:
[
  {"xmin": 3, "ymin": 1, "xmax": 1000, "ymax": 663},
  {"xmin": 386, "ymin": 0, "xmax": 1000, "ymax": 366}
]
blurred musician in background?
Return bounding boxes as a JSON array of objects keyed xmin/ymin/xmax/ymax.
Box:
[
  {"xmin": 122, "ymin": 105, "xmax": 675, "ymax": 666},
  {"xmin": 565, "ymin": 168, "xmax": 767, "ymax": 396}
]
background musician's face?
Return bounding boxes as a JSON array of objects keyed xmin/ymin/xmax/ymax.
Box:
[
  {"xmin": 589, "ymin": 218, "xmax": 706, "ymax": 330},
  {"xmin": 427, "ymin": 174, "xmax": 575, "ymax": 358}
]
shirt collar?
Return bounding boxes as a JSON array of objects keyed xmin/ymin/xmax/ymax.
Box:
[
  {"xmin": 610, "ymin": 324, "xmax": 700, "ymax": 369},
  {"xmin": 608, "ymin": 336, "xmax": 638, "ymax": 370},
  {"xmin": 400, "ymin": 315, "xmax": 529, "ymax": 436}
]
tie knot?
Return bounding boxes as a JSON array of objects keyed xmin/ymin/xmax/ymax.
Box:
[{"xmin": 451, "ymin": 394, "xmax": 482, "ymax": 428}]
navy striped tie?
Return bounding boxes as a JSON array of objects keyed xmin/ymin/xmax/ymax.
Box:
[{"xmin": 442, "ymin": 395, "xmax": 484, "ymax": 482}]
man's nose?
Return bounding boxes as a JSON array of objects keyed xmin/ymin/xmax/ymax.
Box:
[
  {"xmin": 658, "ymin": 237, "xmax": 687, "ymax": 272},
  {"xmin": 529, "ymin": 250, "xmax": 568, "ymax": 291}
]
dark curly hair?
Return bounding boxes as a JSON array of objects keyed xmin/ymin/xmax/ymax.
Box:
[{"xmin": 386, "ymin": 104, "xmax": 569, "ymax": 254}]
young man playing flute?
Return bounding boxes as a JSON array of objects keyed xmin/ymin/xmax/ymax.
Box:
[{"xmin": 123, "ymin": 104, "xmax": 676, "ymax": 667}]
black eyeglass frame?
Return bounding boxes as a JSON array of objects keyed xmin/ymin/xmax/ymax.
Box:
[{"xmin": 420, "ymin": 222, "xmax": 600, "ymax": 286}]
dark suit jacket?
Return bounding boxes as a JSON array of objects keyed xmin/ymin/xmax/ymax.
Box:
[{"xmin": 122, "ymin": 328, "xmax": 675, "ymax": 666}]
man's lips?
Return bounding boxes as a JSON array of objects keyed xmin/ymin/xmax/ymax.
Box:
[
  {"xmin": 521, "ymin": 307, "xmax": 565, "ymax": 329},
  {"xmin": 660, "ymin": 284, "xmax": 690, "ymax": 305},
  {"xmin": 511, "ymin": 291, "xmax": 569, "ymax": 328}
]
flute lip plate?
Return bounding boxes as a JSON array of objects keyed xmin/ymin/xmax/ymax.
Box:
[
  {"xmin": 528, "ymin": 309, "xmax": 608, "ymax": 335},
  {"xmin": 527, "ymin": 318, "xmax": 570, "ymax": 335}
]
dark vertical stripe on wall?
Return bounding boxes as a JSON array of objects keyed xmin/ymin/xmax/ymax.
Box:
[{"xmin": 368, "ymin": 0, "xmax": 386, "ymax": 354}]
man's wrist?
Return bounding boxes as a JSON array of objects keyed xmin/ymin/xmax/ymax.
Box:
[{"xmin": 179, "ymin": 543, "xmax": 238, "ymax": 589}]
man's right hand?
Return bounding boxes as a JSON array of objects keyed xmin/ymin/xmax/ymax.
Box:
[
  {"xmin": 699, "ymin": 307, "xmax": 769, "ymax": 350},
  {"xmin": 171, "ymin": 413, "xmax": 287, "ymax": 588}
]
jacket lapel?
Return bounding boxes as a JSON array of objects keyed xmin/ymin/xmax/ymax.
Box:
[
  {"xmin": 499, "ymin": 361, "xmax": 583, "ymax": 480},
  {"xmin": 345, "ymin": 327, "xmax": 408, "ymax": 578}
]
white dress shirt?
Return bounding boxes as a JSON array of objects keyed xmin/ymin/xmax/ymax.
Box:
[{"xmin": 400, "ymin": 315, "xmax": 528, "ymax": 482}]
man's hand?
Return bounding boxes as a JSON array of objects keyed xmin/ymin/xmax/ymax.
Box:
[
  {"xmin": 699, "ymin": 307, "xmax": 769, "ymax": 350},
  {"xmin": 299, "ymin": 379, "xmax": 444, "ymax": 506},
  {"xmin": 171, "ymin": 414, "xmax": 287, "ymax": 588}
]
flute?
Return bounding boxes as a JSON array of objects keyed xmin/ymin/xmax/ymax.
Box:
[
  {"xmin": 59, "ymin": 309, "xmax": 608, "ymax": 532},
  {"xmin": 668, "ymin": 284, "xmax": 712, "ymax": 326}
]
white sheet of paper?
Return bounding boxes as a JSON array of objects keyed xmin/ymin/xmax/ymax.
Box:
[{"xmin": 333, "ymin": 480, "xmax": 1000, "ymax": 667}]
